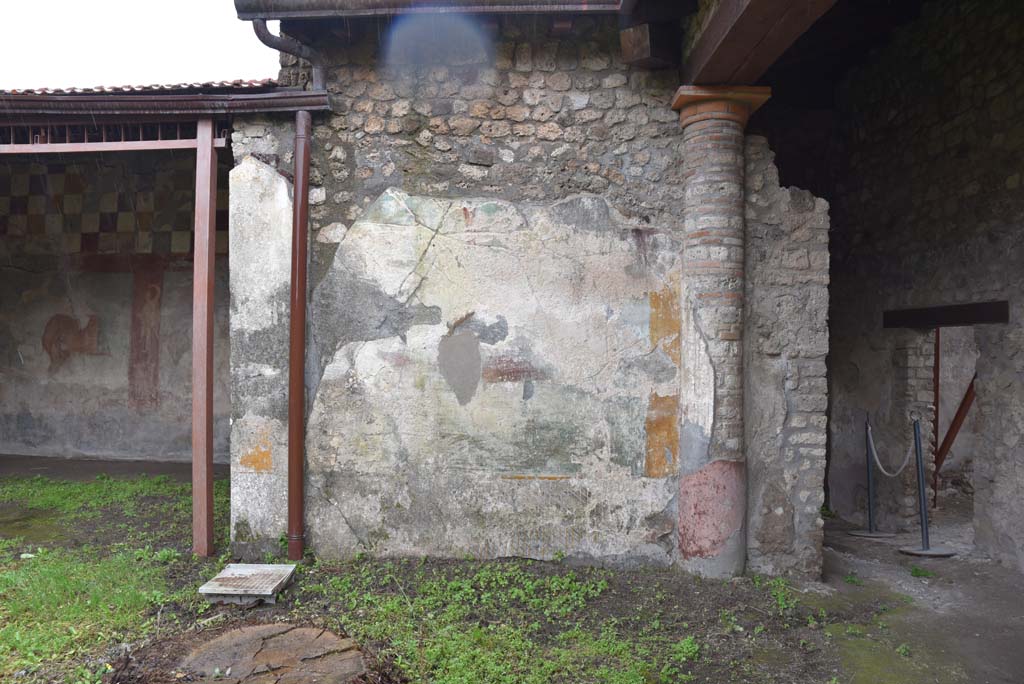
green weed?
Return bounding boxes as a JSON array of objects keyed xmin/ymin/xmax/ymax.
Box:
[
  {"xmin": 0, "ymin": 474, "xmax": 187, "ymax": 518},
  {"xmin": 767, "ymin": 577, "xmax": 799, "ymax": 615},
  {"xmin": 0, "ymin": 547, "xmax": 168, "ymax": 675}
]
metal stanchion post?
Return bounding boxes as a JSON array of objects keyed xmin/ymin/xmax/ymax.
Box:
[
  {"xmin": 899, "ymin": 419, "xmax": 954, "ymax": 558},
  {"xmin": 850, "ymin": 413, "xmax": 895, "ymax": 539}
]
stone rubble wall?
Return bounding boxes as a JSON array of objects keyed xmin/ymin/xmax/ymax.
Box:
[
  {"xmin": 828, "ymin": 0, "xmax": 1024, "ymax": 569},
  {"xmin": 227, "ymin": 14, "xmax": 830, "ymax": 574},
  {"xmin": 743, "ymin": 138, "xmax": 830, "ymax": 576},
  {"xmin": 275, "ymin": 15, "xmax": 689, "ymax": 563}
]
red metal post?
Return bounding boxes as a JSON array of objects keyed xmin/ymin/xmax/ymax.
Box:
[
  {"xmin": 191, "ymin": 118, "xmax": 218, "ymax": 557},
  {"xmin": 933, "ymin": 373, "xmax": 977, "ymax": 506},
  {"xmin": 933, "ymin": 327, "xmax": 937, "ymax": 464},
  {"xmin": 287, "ymin": 110, "xmax": 312, "ymax": 561}
]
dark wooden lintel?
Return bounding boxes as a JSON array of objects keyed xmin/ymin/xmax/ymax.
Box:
[
  {"xmin": 683, "ymin": 0, "xmax": 835, "ymax": 85},
  {"xmin": 883, "ymin": 301, "xmax": 1010, "ymax": 329}
]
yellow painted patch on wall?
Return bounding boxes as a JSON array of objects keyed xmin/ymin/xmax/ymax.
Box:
[
  {"xmin": 649, "ymin": 274, "xmax": 682, "ymax": 366},
  {"xmin": 645, "ymin": 392, "xmax": 680, "ymax": 477},
  {"xmin": 646, "ymin": 274, "xmax": 681, "ymax": 477},
  {"xmin": 239, "ymin": 434, "xmax": 272, "ymax": 472}
]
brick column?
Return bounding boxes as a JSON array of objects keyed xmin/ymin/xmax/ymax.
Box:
[{"xmin": 672, "ymin": 86, "xmax": 769, "ymax": 577}]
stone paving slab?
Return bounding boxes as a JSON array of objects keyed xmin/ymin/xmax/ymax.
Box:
[
  {"xmin": 198, "ymin": 563, "xmax": 296, "ymax": 604},
  {"xmin": 179, "ymin": 624, "xmax": 364, "ymax": 683}
]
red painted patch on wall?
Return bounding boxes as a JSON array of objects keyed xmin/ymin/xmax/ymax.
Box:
[
  {"xmin": 40, "ymin": 314, "xmax": 100, "ymax": 373},
  {"xmin": 128, "ymin": 267, "xmax": 164, "ymax": 409},
  {"xmin": 678, "ymin": 460, "xmax": 745, "ymax": 559},
  {"xmin": 482, "ymin": 355, "xmax": 547, "ymax": 383}
]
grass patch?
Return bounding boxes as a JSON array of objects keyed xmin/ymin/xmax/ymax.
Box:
[
  {"xmin": 293, "ymin": 558, "xmax": 824, "ymax": 684},
  {"xmin": 909, "ymin": 566, "xmax": 934, "ymax": 578},
  {"xmin": 0, "ymin": 547, "xmax": 167, "ymax": 674},
  {"xmin": 0, "ymin": 474, "xmax": 188, "ymax": 518},
  {"xmin": 1, "ymin": 473, "xmax": 857, "ymax": 684},
  {"xmin": 0, "ymin": 474, "xmax": 230, "ymax": 680},
  {"xmin": 299, "ymin": 559, "xmax": 702, "ymax": 683}
]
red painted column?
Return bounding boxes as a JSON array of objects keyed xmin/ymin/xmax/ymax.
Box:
[
  {"xmin": 191, "ymin": 118, "xmax": 218, "ymax": 557},
  {"xmin": 672, "ymin": 86, "xmax": 769, "ymax": 577}
]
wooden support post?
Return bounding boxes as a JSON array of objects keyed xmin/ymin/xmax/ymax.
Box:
[{"xmin": 191, "ymin": 118, "xmax": 218, "ymax": 557}]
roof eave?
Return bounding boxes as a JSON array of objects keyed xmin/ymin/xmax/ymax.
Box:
[
  {"xmin": 235, "ymin": 0, "xmax": 624, "ymax": 20},
  {"xmin": 0, "ymin": 89, "xmax": 331, "ymax": 122}
]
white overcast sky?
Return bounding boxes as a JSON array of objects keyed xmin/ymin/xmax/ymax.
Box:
[{"xmin": 0, "ymin": 1, "xmax": 281, "ymax": 90}]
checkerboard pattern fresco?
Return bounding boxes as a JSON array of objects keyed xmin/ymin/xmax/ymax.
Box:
[{"xmin": 0, "ymin": 155, "xmax": 229, "ymax": 256}]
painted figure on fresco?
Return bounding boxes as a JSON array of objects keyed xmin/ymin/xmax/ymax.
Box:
[{"xmin": 40, "ymin": 313, "xmax": 100, "ymax": 373}]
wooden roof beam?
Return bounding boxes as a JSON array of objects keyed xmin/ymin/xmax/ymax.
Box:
[{"xmin": 683, "ymin": 0, "xmax": 835, "ymax": 85}]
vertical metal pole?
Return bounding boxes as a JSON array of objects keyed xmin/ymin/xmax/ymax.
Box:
[
  {"xmin": 912, "ymin": 419, "xmax": 930, "ymax": 551},
  {"xmin": 865, "ymin": 413, "xmax": 876, "ymax": 533},
  {"xmin": 287, "ymin": 110, "xmax": 312, "ymax": 562},
  {"xmin": 191, "ymin": 118, "xmax": 217, "ymax": 557}
]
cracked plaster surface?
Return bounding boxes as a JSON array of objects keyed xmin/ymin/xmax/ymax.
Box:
[{"xmin": 304, "ymin": 188, "xmax": 684, "ymax": 562}]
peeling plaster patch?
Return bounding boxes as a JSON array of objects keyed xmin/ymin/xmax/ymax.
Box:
[
  {"xmin": 437, "ymin": 328, "xmax": 482, "ymax": 405},
  {"xmin": 678, "ymin": 460, "xmax": 745, "ymax": 559}
]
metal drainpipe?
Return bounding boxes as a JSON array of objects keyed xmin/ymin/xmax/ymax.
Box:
[
  {"xmin": 250, "ymin": 18, "xmax": 322, "ymax": 561},
  {"xmin": 252, "ymin": 20, "xmax": 326, "ymax": 91},
  {"xmin": 287, "ymin": 110, "xmax": 312, "ymax": 561}
]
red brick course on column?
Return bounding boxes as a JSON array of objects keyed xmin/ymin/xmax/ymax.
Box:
[{"xmin": 673, "ymin": 86, "xmax": 769, "ymax": 578}]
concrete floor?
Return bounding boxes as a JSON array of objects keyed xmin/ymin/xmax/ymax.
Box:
[
  {"xmin": 0, "ymin": 454, "xmax": 229, "ymax": 482},
  {"xmin": 823, "ymin": 491, "xmax": 1024, "ymax": 684}
]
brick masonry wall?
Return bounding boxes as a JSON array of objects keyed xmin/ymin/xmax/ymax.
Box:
[
  {"xmin": 675, "ymin": 111, "xmax": 748, "ymax": 578},
  {"xmin": 828, "ymin": 0, "xmax": 1024, "ymax": 569},
  {"xmin": 744, "ymin": 138, "xmax": 830, "ymax": 576}
]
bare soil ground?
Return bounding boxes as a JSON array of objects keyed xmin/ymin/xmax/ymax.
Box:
[{"xmin": 3, "ymin": 458, "xmax": 1020, "ymax": 684}]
